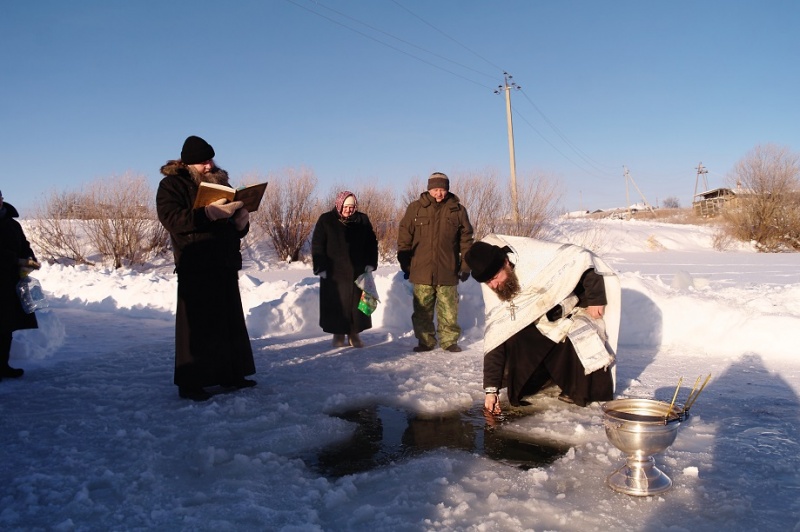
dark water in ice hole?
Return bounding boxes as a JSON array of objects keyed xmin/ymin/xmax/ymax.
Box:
[{"xmin": 304, "ymin": 404, "xmax": 570, "ymax": 478}]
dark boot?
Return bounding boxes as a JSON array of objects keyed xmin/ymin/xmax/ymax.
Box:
[
  {"xmin": 0, "ymin": 366, "xmax": 24, "ymax": 378},
  {"xmin": 179, "ymin": 386, "xmax": 212, "ymax": 402},
  {"xmin": 0, "ymin": 333, "xmax": 20, "ymax": 378},
  {"xmin": 223, "ymin": 378, "xmax": 257, "ymax": 389}
]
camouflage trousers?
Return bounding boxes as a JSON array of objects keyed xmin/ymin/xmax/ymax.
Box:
[{"xmin": 412, "ymin": 284, "xmax": 461, "ymax": 349}]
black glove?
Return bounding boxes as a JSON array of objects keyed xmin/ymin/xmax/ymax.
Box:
[
  {"xmin": 459, "ymin": 271, "xmax": 470, "ymax": 282},
  {"xmin": 403, "ymin": 271, "xmax": 410, "ymax": 280}
]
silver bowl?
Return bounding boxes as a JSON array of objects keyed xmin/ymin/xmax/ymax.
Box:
[{"xmin": 602, "ymin": 398, "xmax": 688, "ymax": 496}]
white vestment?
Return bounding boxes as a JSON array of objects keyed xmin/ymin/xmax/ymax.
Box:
[{"xmin": 478, "ymin": 234, "xmax": 620, "ymax": 385}]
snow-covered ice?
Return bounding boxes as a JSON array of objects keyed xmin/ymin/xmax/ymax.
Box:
[{"xmin": 2, "ymin": 218, "xmax": 799, "ymax": 531}]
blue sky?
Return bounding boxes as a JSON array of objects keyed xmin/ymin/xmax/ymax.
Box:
[{"xmin": 2, "ymin": 0, "xmax": 798, "ymax": 214}]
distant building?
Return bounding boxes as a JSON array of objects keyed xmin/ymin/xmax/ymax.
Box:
[{"xmin": 692, "ymin": 187, "xmax": 737, "ymax": 217}]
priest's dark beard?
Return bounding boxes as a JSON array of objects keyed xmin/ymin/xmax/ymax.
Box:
[
  {"xmin": 187, "ymin": 165, "xmax": 230, "ymax": 187},
  {"xmin": 492, "ymin": 267, "xmax": 521, "ymax": 301}
]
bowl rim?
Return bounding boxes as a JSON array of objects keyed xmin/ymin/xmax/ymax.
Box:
[{"xmin": 602, "ymin": 398, "xmax": 685, "ymax": 424}]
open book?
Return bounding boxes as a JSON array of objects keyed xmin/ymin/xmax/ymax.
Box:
[{"xmin": 192, "ymin": 181, "xmax": 268, "ymax": 212}]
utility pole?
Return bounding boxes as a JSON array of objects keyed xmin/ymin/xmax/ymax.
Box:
[
  {"xmin": 624, "ymin": 166, "xmax": 631, "ymax": 218},
  {"xmin": 693, "ymin": 162, "xmax": 708, "ymax": 199},
  {"xmin": 495, "ymin": 72, "xmax": 520, "ymax": 226},
  {"xmin": 623, "ymin": 166, "xmax": 657, "ymax": 218}
]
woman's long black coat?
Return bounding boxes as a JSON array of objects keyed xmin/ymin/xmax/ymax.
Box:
[
  {"xmin": 311, "ymin": 210, "xmax": 378, "ymax": 334},
  {"xmin": 0, "ymin": 203, "xmax": 38, "ymax": 335},
  {"xmin": 156, "ymin": 164, "xmax": 255, "ymax": 388}
]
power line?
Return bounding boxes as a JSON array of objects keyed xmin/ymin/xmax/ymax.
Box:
[
  {"xmin": 511, "ymin": 105, "xmax": 616, "ymax": 181},
  {"xmin": 381, "ymin": 1, "xmax": 625, "ymax": 178},
  {"xmin": 285, "ymin": 0, "xmax": 496, "ymax": 90},
  {"xmin": 310, "ymin": 0, "xmax": 499, "ymax": 81},
  {"xmin": 288, "ymin": 0, "xmax": 620, "ymax": 182},
  {"xmin": 389, "ymin": 0, "xmax": 506, "ymax": 73},
  {"xmin": 518, "ymin": 88, "xmax": 619, "ymax": 175}
]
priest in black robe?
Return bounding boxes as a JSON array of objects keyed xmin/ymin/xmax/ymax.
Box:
[{"xmin": 464, "ymin": 235, "xmax": 621, "ymax": 412}]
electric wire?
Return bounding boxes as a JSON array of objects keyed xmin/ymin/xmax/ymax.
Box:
[
  {"xmin": 389, "ymin": 0, "xmax": 506, "ymax": 73},
  {"xmin": 287, "ymin": 0, "xmax": 622, "ymax": 184},
  {"xmin": 284, "ymin": 0, "xmax": 496, "ymax": 90},
  {"xmin": 519, "ymin": 88, "xmax": 619, "ymax": 175},
  {"xmin": 309, "ymin": 0, "xmax": 499, "ymax": 82},
  {"xmin": 511, "ymin": 105, "xmax": 616, "ymax": 181}
]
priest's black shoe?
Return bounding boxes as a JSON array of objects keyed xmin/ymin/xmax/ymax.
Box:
[
  {"xmin": 224, "ymin": 379, "xmax": 257, "ymax": 389},
  {"xmin": 0, "ymin": 366, "xmax": 24, "ymax": 378},
  {"xmin": 179, "ymin": 386, "xmax": 212, "ymax": 402},
  {"xmin": 558, "ymin": 392, "xmax": 575, "ymax": 404}
]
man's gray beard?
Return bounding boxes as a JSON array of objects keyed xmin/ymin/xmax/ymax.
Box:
[
  {"xmin": 187, "ymin": 165, "xmax": 230, "ymax": 187},
  {"xmin": 492, "ymin": 268, "xmax": 521, "ymax": 301}
]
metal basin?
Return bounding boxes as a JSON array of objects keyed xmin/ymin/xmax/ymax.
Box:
[{"xmin": 602, "ymin": 398, "xmax": 687, "ymax": 496}]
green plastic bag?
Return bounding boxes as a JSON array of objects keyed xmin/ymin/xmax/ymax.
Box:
[
  {"xmin": 355, "ymin": 270, "xmax": 379, "ymax": 315},
  {"xmin": 357, "ymin": 292, "xmax": 378, "ymax": 315}
]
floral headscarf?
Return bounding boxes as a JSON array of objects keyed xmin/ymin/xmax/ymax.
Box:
[{"xmin": 335, "ymin": 191, "xmax": 358, "ymax": 218}]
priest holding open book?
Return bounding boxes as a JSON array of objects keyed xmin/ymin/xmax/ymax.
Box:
[{"xmin": 156, "ymin": 135, "xmax": 257, "ymax": 401}]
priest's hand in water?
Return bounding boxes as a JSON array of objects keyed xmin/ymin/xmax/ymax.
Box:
[{"xmin": 484, "ymin": 393, "xmax": 502, "ymax": 416}]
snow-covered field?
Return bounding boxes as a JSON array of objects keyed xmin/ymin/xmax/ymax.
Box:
[{"xmin": 2, "ymin": 218, "xmax": 799, "ymax": 531}]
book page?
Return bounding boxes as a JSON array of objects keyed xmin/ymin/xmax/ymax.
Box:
[
  {"xmin": 234, "ymin": 182, "xmax": 268, "ymax": 212},
  {"xmin": 192, "ymin": 182, "xmax": 235, "ymax": 209}
]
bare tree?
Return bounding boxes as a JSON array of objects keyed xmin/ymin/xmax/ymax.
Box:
[
  {"xmin": 500, "ymin": 172, "xmax": 562, "ymax": 238},
  {"xmin": 722, "ymin": 144, "xmax": 800, "ymax": 251},
  {"xmin": 30, "ymin": 189, "xmax": 93, "ymax": 265},
  {"xmin": 352, "ymin": 184, "xmax": 400, "ymax": 262},
  {"xmin": 454, "ymin": 169, "xmax": 504, "ymax": 240},
  {"xmin": 663, "ymin": 196, "xmax": 681, "ymax": 209},
  {"xmin": 401, "ymin": 176, "xmax": 425, "ymax": 206},
  {"xmin": 252, "ymin": 167, "xmax": 318, "ymax": 262},
  {"xmin": 84, "ymin": 174, "xmax": 167, "ymax": 268},
  {"xmin": 232, "ymin": 171, "xmax": 273, "ymax": 263},
  {"xmin": 30, "ymin": 175, "xmax": 167, "ymax": 268}
]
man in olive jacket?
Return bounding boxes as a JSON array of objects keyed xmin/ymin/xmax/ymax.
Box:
[{"xmin": 397, "ymin": 172, "xmax": 474, "ymax": 352}]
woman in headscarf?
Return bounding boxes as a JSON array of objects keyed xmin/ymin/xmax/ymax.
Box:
[{"xmin": 311, "ymin": 191, "xmax": 378, "ymax": 348}]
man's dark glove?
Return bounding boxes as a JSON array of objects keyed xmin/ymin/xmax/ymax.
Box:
[
  {"xmin": 403, "ymin": 271, "xmax": 410, "ymax": 280},
  {"xmin": 459, "ymin": 271, "xmax": 470, "ymax": 282}
]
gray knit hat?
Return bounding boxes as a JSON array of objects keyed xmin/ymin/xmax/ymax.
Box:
[{"xmin": 427, "ymin": 172, "xmax": 449, "ymax": 191}]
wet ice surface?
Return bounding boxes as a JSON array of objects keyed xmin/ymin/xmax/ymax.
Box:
[{"xmin": 305, "ymin": 404, "xmax": 570, "ymax": 478}]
